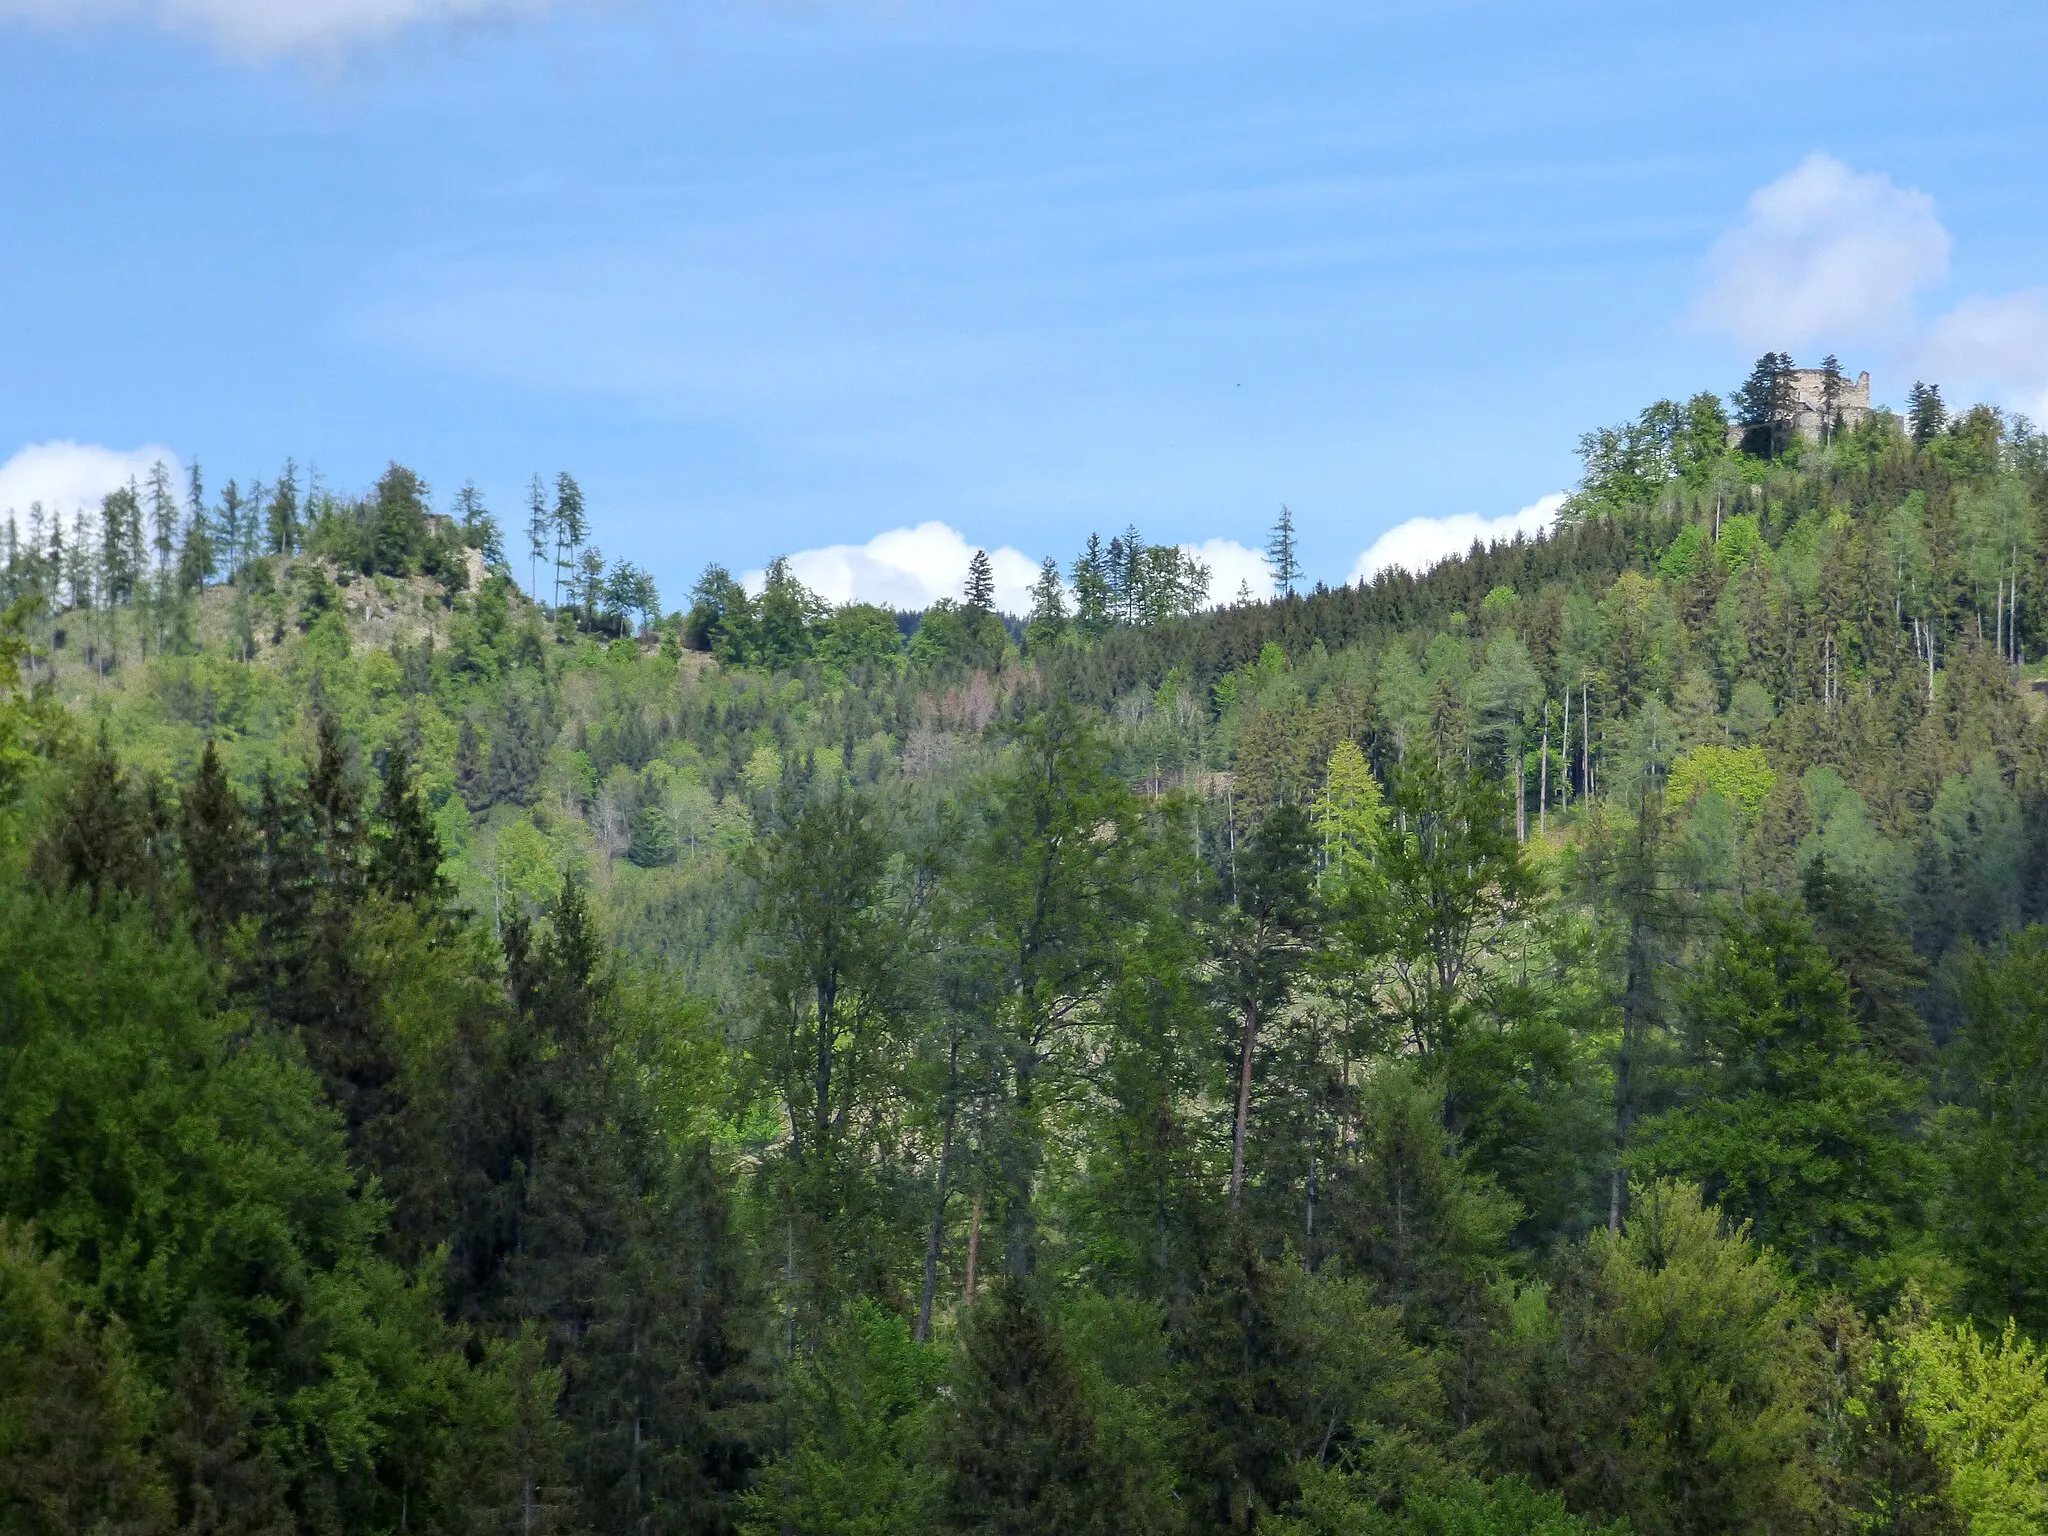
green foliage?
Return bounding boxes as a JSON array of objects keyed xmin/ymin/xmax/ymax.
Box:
[
  {"xmin": 6, "ymin": 376, "xmax": 2048, "ymax": 1533},
  {"xmin": 1494, "ymin": 1182, "xmax": 1816, "ymax": 1536},
  {"xmin": 1893, "ymin": 1313, "xmax": 2048, "ymax": 1535},
  {"xmin": 910, "ymin": 598, "xmax": 1007, "ymax": 672},
  {"xmin": 1666, "ymin": 742, "xmax": 1774, "ymax": 822},
  {"xmin": 741, "ymin": 1301, "xmax": 944, "ymax": 1536},
  {"xmin": 935, "ymin": 1284, "xmax": 1136, "ymax": 1536},
  {"xmin": 1315, "ymin": 738, "xmax": 1387, "ymax": 895},
  {"xmin": 0, "ymin": 1222, "xmax": 170, "ymax": 1535},
  {"xmin": 1637, "ymin": 898, "xmax": 1923, "ymax": 1286},
  {"xmin": 1939, "ymin": 930, "xmax": 2048, "ymax": 1335}
]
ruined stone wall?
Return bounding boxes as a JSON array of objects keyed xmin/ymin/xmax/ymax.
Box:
[{"xmin": 1784, "ymin": 368, "xmax": 1871, "ymax": 439}]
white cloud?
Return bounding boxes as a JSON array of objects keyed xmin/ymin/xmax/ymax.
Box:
[
  {"xmin": 1919, "ymin": 289, "xmax": 2048, "ymax": 417},
  {"xmin": 0, "ymin": 440, "xmax": 181, "ymax": 525},
  {"xmin": 1184, "ymin": 538, "xmax": 1272, "ymax": 606},
  {"xmin": 748, "ymin": 522, "xmax": 1043, "ymax": 615},
  {"xmin": 0, "ymin": 0, "xmax": 565, "ymax": 57},
  {"xmin": 1692, "ymin": 153, "xmax": 1949, "ymax": 351},
  {"xmin": 1347, "ymin": 492, "xmax": 1565, "ymax": 586}
]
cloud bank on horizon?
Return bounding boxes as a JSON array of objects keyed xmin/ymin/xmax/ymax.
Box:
[
  {"xmin": 0, "ymin": 0, "xmax": 562, "ymax": 56},
  {"xmin": 1348, "ymin": 494, "xmax": 1566, "ymax": 586},
  {"xmin": 0, "ymin": 441, "xmax": 182, "ymax": 524},
  {"xmin": 1692, "ymin": 153, "xmax": 2048, "ymax": 419},
  {"xmin": 747, "ymin": 524, "xmax": 1278, "ymax": 616}
]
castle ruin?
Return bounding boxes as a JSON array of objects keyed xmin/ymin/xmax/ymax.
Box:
[{"xmin": 1782, "ymin": 367, "xmax": 1871, "ymax": 440}]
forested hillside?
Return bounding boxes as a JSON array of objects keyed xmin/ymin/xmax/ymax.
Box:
[{"xmin": 3, "ymin": 365, "xmax": 2048, "ymax": 1534}]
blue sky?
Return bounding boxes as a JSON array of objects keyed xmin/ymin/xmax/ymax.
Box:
[{"xmin": 4, "ymin": 0, "xmax": 2047, "ymax": 611}]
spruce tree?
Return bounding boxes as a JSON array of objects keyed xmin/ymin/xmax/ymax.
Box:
[
  {"xmin": 1819, "ymin": 353, "xmax": 1845, "ymax": 444},
  {"xmin": 371, "ymin": 745, "xmax": 448, "ymax": 906},
  {"xmin": 1732, "ymin": 352, "xmax": 1795, "ymax": 458},
  {"xmin": 1070, "ymin": 534, "xmax": 1113, "ymax": 640},
  {"xmin": 1216, "ymin": 800, "xmax": 1320, "ymax": 1207},
  {"xmin": 215, "ymin": 480, "xmax": 243, "ymax": 582},
  {"xmin": 1908, "ymin": 381, "xmax": 1947, "ymax": 447},
  {"xmin": 456, "ymin": 718, "xmax": 490, "ymax": 811},
  {"xmin": 937, "ymin": 1284, "xmax": 1109, "ymax": 1536},
  {"xmin": 527, "ymin": 473, "xmax": 551, "ymax": 604},
  {"xmin": 552, "ymin": 473, "xmax": 586, "ymax": 612},
  {"xmin": 965, "ymin": 548, "xmax": 996, "ymax": 613},
  {"xmin": 1635, "ymin": 898, "xmax": 1921, "ymax": 1285},
  {"xmin": 266, "ymin": 459, "xmax": 299, "ymax": 557},
  {"xmin": 1023, "ymin": 556, "xmax": 1068, "ymax": 653},
  {"xmin": 179, "ymin": 738, "xmax": 255, "ymax": 945},
  {"xmin": 1265, "ymin": 505, "xmax": 1301, "ymax": 596}
]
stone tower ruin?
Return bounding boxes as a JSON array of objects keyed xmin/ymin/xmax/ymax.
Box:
[{"xmin": 1783, "ymin": 367, "xmax": 1871, "ymax": 441}]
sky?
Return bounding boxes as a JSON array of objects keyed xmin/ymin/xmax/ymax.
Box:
[{"xmin": 4, "ymin": 0, "xmax": 2048, "ymax": 613}]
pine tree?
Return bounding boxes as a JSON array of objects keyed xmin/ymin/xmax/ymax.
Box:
[
  {"xmin": 1819, "ymin": 354, "xmax": 1845, "ymax": 444},
  {"xmin": 454, "ymin": 481, "xmax": 502, "ymax": 567},
  {"xmin": 1110, "ymin": 525, "xmax": 1146, "ymax": 624},
  {"xmin": 1216, "ymin": 801, "xmax": 1320, "ymax": 1207},
  {"xmin": 266, "ymin": 460, "xmax": 299, "ymax": 557},
  {"xmin": 146, "ymin": 461, "xmax": 177, "ymax": 577},
  {"xmin": 1265, "ymin": 505, "xmax": 1301, "ymax": 597},
  {"xmin": 176, "ymin": 466, "xmax": 214, "ymax": 595},
  {"xmin": 99, "ymin": 483, "xmax": 141, "ymax": 608},
  {"xmin": 0, "ymin": 1223, "xmax": 171, "ymax": 1534},
  {"xmin": 527, "ymin": 473, "xmax": 550, "ymax": 604},
  {"xmin": 1908, "ymin": 381, "xmax": 1947, "ymax": 447},
  {"xmin": 179, "ymin": 739, "xmax": 254, "ymax": 945},
  {"xmin": 1071, "ymin": 535, "xmax": 1113, "ymax": 640},
  {"xmin": 1635, "ymin": 897, "xmax": 1920, "ymax": 1284},
  {"xmin": 454, "ymin": 718, "xmax": 490, "ymax": 812},
  {"xmin": 371, "ymin": 745, "xmax": 447, "ymax": 905},
  {"xmin": 1732, "ymin": 352, "xmax": 1796, "ymax": 458},
  {"xmin": 215, "ymin": 480, "xmax": 243, "ymax": 582},
  {"xmin": 965, "ymin": 549, "xmax": 997, "ymax": 613},
  {"xmin": 552, "ymin": 473, "xmax": 586, "ymax": 612},
  {"xmin": 1314, "ymin": 739, "xmax": 1387, "ymax": 895},
  {"xmin": 936, "ymin": 1284, "xmax": 1109, "ymax": 1536},
  {"xmin": 1023, "ymin": 557, "xmax": 1068, "ymax": 653}
]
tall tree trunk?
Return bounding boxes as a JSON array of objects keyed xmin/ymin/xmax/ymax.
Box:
[
  {"xmin": 1229, "ymin": 1003, "xmax": 1259, "ymax": 1207},
  {"xmin": 915, "ymin": 1102, "xmax": 955, "ymax": 1343},
  {"xmin": 963, "ymin": 1197, "xmax": 982, "ymax": 1305}
]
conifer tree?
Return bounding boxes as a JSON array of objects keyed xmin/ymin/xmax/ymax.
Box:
[
  {"xmin": 371, "ymin": 745, "xmax": 448, "ymax": 906},
  {"xmin": 1908, "ymin": 381, "xmax": 1947, "ymax": 447},
  {"xmin": 0, "ymin": 1222, "xmax": 171, "ymax": 1533},
  {"xmin": 1023, "ymin": 556, "xmax": 1068, "ymax": 653},
  {"xmin": 99, "ymin": 483, "xmax": 141, "ymax": 609},
  {"xmin": 965, "ymin": 548, "xmax": 996, "ymax": 613},
  {"xmin": 179, "ymin": 739, "xmax": 254, "ymax": 945},
  {"xmin": 214, "ymin": 480, "xmax": 243, "ymax": 582},
  {"xmin": 1216, "ymin": 800, "xmax": 1320, "ymax": 1207},
  {"xmin": 1636, "ymin": 898, "xmax": 1920, "ymax": 1284},
  {"xmin": 936, "ymin": 1284, "xmax": 1110, "ymax": 1536},
  {"xmin": 1315, "ymin": 740, "xmax": 1388, "ymax": 909},
  {"xmin": 527, "ymin": 473, "xmax": 551, "ymax": 604},
  {"xmin": 1819, "ymin": 353, "xmax": 1846, "ymax": 444},
  {"xmin": 266, "ymin": 459, "xmax": 299, "ymax": 556},
  {"xmin": 1071, "ymin": 535, "xmax": 1112, "ymax": 640},
  {"xmin": 552, "ymin": 472, "xmax": 586, "ymax": 611},
  {"xmin": 147, "ymin": 461, "xmax": 177, "ymax": 578},
  {"xmin": 1266, "ymin": 505, "xmax": 1301, "ymax": 596},
  {"xmin": 1732, "ymin": 352, "xmax": 1796, "ymax": 458}
]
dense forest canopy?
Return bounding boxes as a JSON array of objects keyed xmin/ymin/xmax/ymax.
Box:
[{"xmin": 3, "ymin": 360, "xmax": 2048, "ymax": 1533}]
